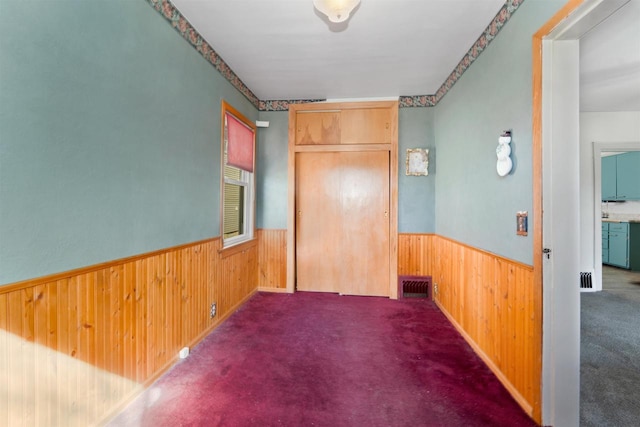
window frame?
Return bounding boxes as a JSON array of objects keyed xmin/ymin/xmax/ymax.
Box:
[{"xmin": 220, "ymin": 100, "xmax": 256, "ymax": 249}]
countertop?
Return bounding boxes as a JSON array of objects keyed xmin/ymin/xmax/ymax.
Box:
[{"xmin": 602, "ymin": 217, "xmax": 640, "ymax": 223}]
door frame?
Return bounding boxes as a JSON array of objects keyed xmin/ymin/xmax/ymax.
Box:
[
  {"xmin": 593, "ymin": 143, "xmax": 640, "ymax": 291},
  {"xmin": 533, "ymin": 0, "xmax": 630, "ymax": 424},
  {"xmin": 286, "ymin": 101, "xmax": 399, "ymax": 298}
]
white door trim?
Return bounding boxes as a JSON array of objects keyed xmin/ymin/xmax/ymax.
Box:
[
  {"xmin": 592, "ymin": 142, "xmax": 640, "ymax": 292},
  {"xmin": 539, "ymin": 0, "xmax": 630, "ymax": 425}
]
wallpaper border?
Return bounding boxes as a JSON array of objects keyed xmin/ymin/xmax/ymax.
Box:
[
  {"xmin": 146, "ymin": 0, "xmax": 261, "ymax": 109},
  {"xmin": 146, "ymin": 0, "xmax": 524, "ymax": 110},
  {"xmin": 399, "ymin": 0, "xmax": 524, "ymax": 107}
]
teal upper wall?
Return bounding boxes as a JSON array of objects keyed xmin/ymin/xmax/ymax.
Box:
[
  {"xmin": 0, "ymin": 0, "xmax": 257, "ymax": 285},
  {"xmin": 0, "ymin": 0, "xmax": 567, "ymax": 285},
  {"xmin": 433, "ymin": 0, "xmax": 564, "ymax": 265},
  {"xmin": 256, "ymin": 111, "xmax": 288, "ymax": 230},
  {"xmin": 398, "ymin": 108, "xmax": 435, "ymax": 233}
]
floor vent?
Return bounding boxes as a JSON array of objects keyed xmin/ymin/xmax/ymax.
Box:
[
  {"xmin": 580, "ymin": 271, "xmax": 593, "ymax": 289},
  {"xmin": 398, "ymin": 275, "xmax": 431, "ymax": 299}
]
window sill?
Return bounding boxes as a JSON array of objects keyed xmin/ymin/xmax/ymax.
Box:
[{"xmin": 218, "ymin": 238, "xmax": 257, "ymax": 259}]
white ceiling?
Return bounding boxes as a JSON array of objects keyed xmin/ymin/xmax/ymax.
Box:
[
  {"xmin": 580, "ymin": 0, "xmax": 640, "ymax": 112},
  {"xmin": 170, "ymin": 0, "xmax": 505, "ymax": 100},
  {"xmin": 170, "ymin": 0, "xmax": 640, "ymax": 111}
]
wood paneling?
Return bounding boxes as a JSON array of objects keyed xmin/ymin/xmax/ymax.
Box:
[
  {"xmin": 398, "ymin": 233, "xmax": 436, "ymax": 276},
  {"xmin": 294, "ymin": 107, "xmax": 392, "ymax": 146},
  {"xmin": 296, "ymin": 151, "xmax": 390, "ymax": 296},
  {"xmin": 341, "ymin": 108, "xmax": 392, "ymax": 145},
  {"xmin": 3, "ymin": 230, "xmax": 541, "ymax": 423},
  {"xmin": 295, "ymin": 152, "xmax": 341, "ymax": 294},
  {"xmin": 257, "ymin": 229, "xmax": 287, "ymax": 291},
  {"xmin": 0, "ymin": 237, "xmax": 258, "ymax": 426},
  {"xmin": 398, "ymin": 234, "xmax": 540, "ymax": 419},
  {"xmin": 295, "ymin": 111, "xmax": 341, "ymax": 145}
]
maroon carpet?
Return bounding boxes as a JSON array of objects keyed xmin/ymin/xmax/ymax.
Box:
[{"xmin": 109, "ymin": 292, "xmax": 536, "ymax": 426}]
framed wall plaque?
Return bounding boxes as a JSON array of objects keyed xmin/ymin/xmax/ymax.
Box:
[{"xmin": 406, "ymin": 148, "xmax": 429, "ymax": 176}]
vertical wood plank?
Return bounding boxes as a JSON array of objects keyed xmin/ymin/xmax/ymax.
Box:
[
  {"xmin": 97, "ymin": 269, "xmax": 109, "ymax": 413},
  {"xmin": 516, "ymin": 266, "xmax": 527, "ymax": 395},
  {"xmin": 174, "ymin": 250, "xmax": 184, "ymax": 354},
  {"xmin": 110, "ymin": 265, "xmax": 124, "ymax": 406},
  {"xmin": 157, "ymin": 253, "xmax": 167, "ymax": 370},
  {"xmin": 46, "ymin": 281, "xmax": 58, "ymax": 425},
  {"xmin": 20, "ymin": 287, "xmax": 36, "ymax": 426},
  {"xmin": 82, "ymin": 272, "xmax": 101, "ymax": 422},
  {"xmin": 196, "ymin": 247, "xmax": 204, "ymax": 335},
  {"xmin": 68, "ymin": 276, "xmax": 80, "ymax": 422},
  {"xmin": 258, "ymin": 229, "xmax": 288, "ymax": 290},
  {"xmin": 33, "ymin": 284, "xmax": 48, "ymax": 426},
  {"xmin": 165, "ymin": 253, "xmax": 176, "ymax": 363},
  {"xmin": 74, "ymin": 274, "xmax": 89, "ymax": 422},
  {"xmin": 499, "ymin": 258, "xmax": 510, "ymax": 376},
  {"xmin": 146, "ymin": 255, "xmax": 157, "ymax": 378},
  {"xmin": 123, "ymin": 262, "xmax": 136, "ymax": 382},
  {"xmin": 191, "ymin": 247, "xmax": 199, "ymax": 339},
  {"xmin": 56, "ymin": 279, "xmax": 68, "ymax": 423},
  {"xmin": 7, "ymin": 291, "xmax": 23, "ymax": 427},
  {"xmin": 135, "ymin": 258, "xmax": 147, "ymax": 383},
  {"xmin": 181, "ymin": 247, "xmax": 190, "ymax": 350},
  {"xmin": 0, "ymin": 293, "xmax": 8, "ymax": 427}
]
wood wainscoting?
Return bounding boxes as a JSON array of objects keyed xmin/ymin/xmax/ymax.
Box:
[
  {"xmin": 257, "ymin": 229, "xmax": 288, "ymax": 292},
  {"xmin": 0, "ymin": 230, "xmax": 538, "ymax": 424},
  {"xmin": 398, "ymin": 233, "xmax": 436, "ymax": 276},
  {"xmin": 398, "ymin": 233, "xmax": 540, "ymax": 419},
  {"xmin": 0, "ymin": 237, "xmax": 257, "ymax": 426}
]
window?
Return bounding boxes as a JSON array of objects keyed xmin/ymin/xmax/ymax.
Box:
[{"xmin": 221, "ymin": 101, "xmax": 256, "ymax": 248}]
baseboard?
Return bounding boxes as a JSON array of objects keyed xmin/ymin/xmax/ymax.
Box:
[
  {"xmin": 258, "ymin": 286, "xmax": 290, "ymax": 293},
  {"xmin": 96, "ymin": 384, "xmax": 145, "ymax": 427},
  {"xmin": 434, "ymin": 299, "xmax": 534, "ymax": 417}
]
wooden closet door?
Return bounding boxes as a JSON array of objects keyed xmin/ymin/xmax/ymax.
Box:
[
  {"xmin": 295, "ymin": 152, "xmax": 342, "ymax": 293},
  {"xmin": 296, "ymin": 151, "xmax": 390, "ymax": 296}
]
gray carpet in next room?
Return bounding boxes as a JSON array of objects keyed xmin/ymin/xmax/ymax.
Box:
[{"xmin": 580, "ymin": 266, "xmax": 640, "ymax": 427}]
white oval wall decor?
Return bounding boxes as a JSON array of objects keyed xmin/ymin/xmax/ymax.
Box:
[{"xmin": 496, "ymin": 130, "xmax": 512, "ymax": 176}]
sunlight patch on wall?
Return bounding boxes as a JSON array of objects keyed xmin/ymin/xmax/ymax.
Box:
[{"xmin": 0, "ymin": 331, "xmax": 140, "ymax": 426}]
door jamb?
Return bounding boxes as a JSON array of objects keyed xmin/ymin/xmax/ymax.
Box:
[{"xmin": 533, "ymin": 0, "xmax": 630, "ymax": 424}]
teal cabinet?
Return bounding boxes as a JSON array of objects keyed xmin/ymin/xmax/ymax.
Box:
[
  {"xmin": 602, "ymin": 152, "xmax": 640, "ymax": 201},
  {"xmin": 631, "ymin": 223, "xmax": 640, "ymax": 271},
  {"xmin": 602, "ymin": 222, "xmax": 609, "ymax": 263},
  {"xmin": 616, "ymin": 152, "xmax": 640, "ymax": 200},
  {"xmin": 603, "ymin": 222, "xmax": 640, "ymax": 271},
  {"xmin": 608, "ymin": 228, "xmax": 628, "ymax": 268},
  {"xmin": 602, "ymin": 156, "xmax": 617, "ymax": 201}
]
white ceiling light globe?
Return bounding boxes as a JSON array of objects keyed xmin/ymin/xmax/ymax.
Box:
[{"xmin": 313, "ymin": 0, "xmax": 361, "ymax": 23}]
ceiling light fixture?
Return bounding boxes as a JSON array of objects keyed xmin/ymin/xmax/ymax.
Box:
[{"xmin": 313, "ymin": 0, "xmax": 360, "ymax": 23}]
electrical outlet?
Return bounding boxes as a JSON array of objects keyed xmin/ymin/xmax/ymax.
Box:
[
  {"xmin": 434, "ymin": 283, "xmax": 439, "ymax": 296},
  {"xmin": 179, "ymin": 347, "xmax": 189, "ymax": 359},
  {"xmin": 210, "ymin": 302, "xmax": 217, "ymax": 319}
]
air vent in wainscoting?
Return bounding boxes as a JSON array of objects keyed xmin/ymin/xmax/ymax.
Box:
[
  {"xmin": 398, "ymin": 275, "xmax": 432, "ymax": 299},
  {"xmin": 580, "ymin": 271, "xmax": 593, "ymax": 289}
]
